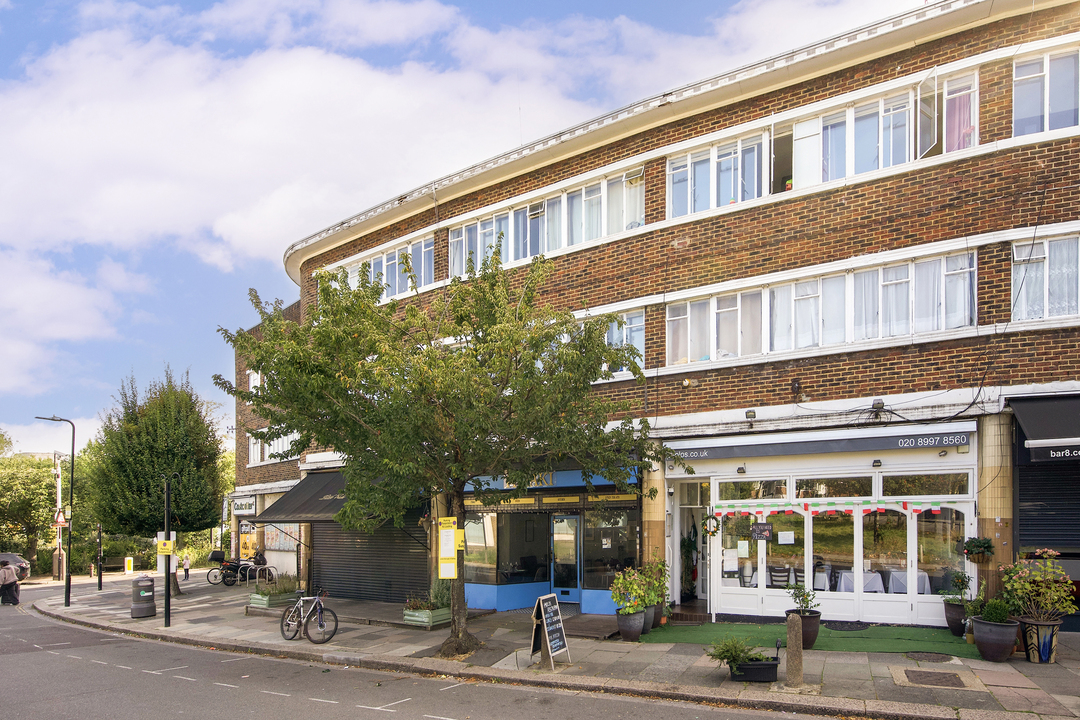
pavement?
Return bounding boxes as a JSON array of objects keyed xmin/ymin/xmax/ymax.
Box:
[{"xmin": 23, "ymin": 572, "xmax": 1080, "ymax": 720}]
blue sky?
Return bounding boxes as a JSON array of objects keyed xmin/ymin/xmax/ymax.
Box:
[{"xmin": 0, "ymin": 0, "xmax": 923, "ymax": 455}]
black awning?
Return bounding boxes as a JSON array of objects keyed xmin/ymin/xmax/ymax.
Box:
[
  {"xmin": 1010, "ymin": 396, "xmax": 1080, "ymax": 463},
  {"xmin": 256, "ymin": 471, "xmax": 346, "ymax": 523}
]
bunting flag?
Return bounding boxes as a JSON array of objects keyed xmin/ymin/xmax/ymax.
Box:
[
  {"xmin": 862, "ymin": 506, "xmax": 873, "ymax": 515},
  {"xmin": 911, "ymin": 503, "xmax": 923, "ymax": 514},
  {"xmin": 930, "ymin": 502, "xmax": 942, "ymax": 515},
  {"xmin": 827, "ymin": 501, "xmax": 837, "ymax": 515},
  {"xmin": 785, "ymin": 508, "xmax": 794, "ymax": 515},
  {"xmin": 810, "ymin": 503, "xmax": 821, "ymax": 516},
  {"xmin": 844, "ymin": 503, "xmax": 854, "ymax": 515}
]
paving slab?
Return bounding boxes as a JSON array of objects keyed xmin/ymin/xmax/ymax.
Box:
[
  {"xmin": 972, "ymin": 670, "xmax": 1039, "ymax": 688},
  {"xmin": 821, "ymin": 678, "xmax": 878, "ymax": 699},
  {"xmin": 1051, "ymin": 693, "xmax": 1080, "ymax": 717},
  {"xmin": 989, "ymin": 686, "xmax": 1072, "ymax": 715}
]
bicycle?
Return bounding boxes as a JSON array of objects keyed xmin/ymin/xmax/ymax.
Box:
[{"xmin": 280, "ymin": 589, "xmax": 338, "ymax": 644}]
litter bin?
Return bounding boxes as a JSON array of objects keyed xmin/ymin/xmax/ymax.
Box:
[{"xmin": 131, "ymin": 576, "xmax": 156, "ymax": 618}]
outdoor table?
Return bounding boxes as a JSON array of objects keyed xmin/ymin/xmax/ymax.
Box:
[
  {"xmin": 837, "ymin": 570, "xmax": 885, "ymax": 593},
  {"xmin": 885, "ymin": 569, "xmax": 932, "ymax": 594}
]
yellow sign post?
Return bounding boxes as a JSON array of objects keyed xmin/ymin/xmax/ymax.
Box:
[{"xmin": 157, "ymin": 539, "xmax": 174, "ymax": 555}]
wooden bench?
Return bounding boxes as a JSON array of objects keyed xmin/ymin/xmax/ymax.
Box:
[{"xmin": 101, "ymin": 557, "xmax": 144, "ymax": 572}]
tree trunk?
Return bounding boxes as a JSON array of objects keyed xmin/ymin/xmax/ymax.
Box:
[
  {"xmin": 25, "ymin": 534, "xmax": 39, "ymax": 573},
  {"xmin": 170, "ymin": 566, "xmax": 183, "ymax": 596},
  {"xmin": 437, "ymin": 486, "xmax": 479, "ymax": 658}
]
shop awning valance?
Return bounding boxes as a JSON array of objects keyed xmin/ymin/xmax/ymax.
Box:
[
  {"xmin": 1010, "ymin": 396, "xmax": 1080, "ymax": 462},
  {"xmin": 255, "ymin": 471, "xmax": 346, "ymax": 523}
]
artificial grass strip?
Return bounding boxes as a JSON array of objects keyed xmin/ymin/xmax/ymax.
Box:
[{"xmin": 642, "ymin": 622, "xmax": 981, "ymax": 659}]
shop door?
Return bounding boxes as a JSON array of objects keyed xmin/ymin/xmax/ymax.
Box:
[{"xmin": 551, "ymin": 515, "xmax": 581, "ymax": 603}]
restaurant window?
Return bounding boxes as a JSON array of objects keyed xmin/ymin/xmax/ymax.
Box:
[
  {"xmin": 463, "ymin": 513, "xmax": 498, "ymax": 584},
  {"xmin": 764, "ymin": 513, "xmax": 805, "ymax": 588},
  {"xmin": 721, "ymin": 515, "xmax": 757, "ymax": 587},
  {"xmin": 583, "ymin": 507, "xmax": 641, "ymax": 589},
  {"xmin": 715, "ymin": 479, "xmax": 786, "ymax": 501},
  {"xmin": 795, "ymin": 476, "xmax": 872, "ymax": 499},
  {"xmin": 863, "ymin": 509, "xmax": 911, "ymax": 594},
  {"xmin": 497, "ymin": 513, "xmax": 550, "ymax": 584},
  {"xmin": 882, "ymin": 473, "xmax": 969, "ymax": 496},
  {"xmin": 811, "ymin": 513, "xmax": 855, "ymax": 592},
  {"xmin": 917, "ymin": 507, "xmax": 966, "ymax": 595}
]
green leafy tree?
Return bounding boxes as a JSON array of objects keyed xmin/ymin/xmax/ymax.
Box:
[
  {"xmin": 89, "ymin": 368, "xmax": 225, "ymax": 594},
  {"xmin": 216, "ymin": 253, "xmax": 680, "ymax": 656},
  {"xmin": 0, "ymin": 428, "xmax": 13, "ymax": 456},
  {"xmin": 0, "ymin": 455, "xmax": 56, "ymax": 567}
]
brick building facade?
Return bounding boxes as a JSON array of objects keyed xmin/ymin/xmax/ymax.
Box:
[{"xmin": 244, "ymin": 0, "xmax": 1080, "ymax": 622}]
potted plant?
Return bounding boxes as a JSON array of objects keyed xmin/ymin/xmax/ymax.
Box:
[
  {"xmin": 938, "ymin": 568, "xmax": 972, "ymax": 637},
  {"xmin": 1000, "ymin": 548, "xmax": 1077, "ymax": 663},
  {"xmin": 964, "ymin": 537, "xmax": 994, "ymax": 563},
  {"xmin": 610, "ymin": 567, "xmax": 647, "ymax": 641},
  {"xmin": 964, "ymin": 579, "xmax": 986, "ymax": 644},
  {"xmin": 642, "ymin": 560, "xmax": 669, "ymax": 630},
  {"xmin": 972, "ymin": 598, "xmax": 1020, "ymax": 663},
  {"xmin": 402, "ymin": 578, "xmax": 451, "ymax": 628},
  {"xmin": 248, "ymin": 573, "xmax": 298, "ymax": 609},
  {"xmin": 706, "ymin": 636, "xmax": 780, "ymax": 683},
  {"xmin": 784, "ymin": 582, "xmax": 821, "ymax": 650}
]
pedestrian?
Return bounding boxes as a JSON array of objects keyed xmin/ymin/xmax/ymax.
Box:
[
  {"xmin": 0, "ymin": 560, "xmax": 19, "ymax": 606},
  {"xmin": 182, "ymin": 555, "xmax": 190, "ymax": 581}
]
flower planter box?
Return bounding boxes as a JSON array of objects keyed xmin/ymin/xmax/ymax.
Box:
[
  {"xmin": 733, "ymin": 660, "xmax": 780, "ymax": 683},
  {"xmin": 403, "ymin": 607, "xmax": 451, "ymax": 628},
  {"xmin": 785, "ymin": 609, "xmax": 822, "ymax": 650},
  {"xmin": 248, "ymin": 593, "xmax": 294, "ymax": 609}
]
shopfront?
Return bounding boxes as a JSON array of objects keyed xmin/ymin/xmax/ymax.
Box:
[
  {"xmin": 667, "ymin": 422, "xmax": 977, "ymax": 626},
  {"xmin": 462, "ymin": 471, "xmax": 641, "ymax": 614}
]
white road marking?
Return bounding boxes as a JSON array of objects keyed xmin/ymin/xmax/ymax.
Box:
[
  {"xmin": 358, "ymin": 698, "xmax": 412, "ymax": 712},
  {"xmin": 310, "ymin": 698, "xmax": 339, "ymax": 704},
  {"xmin": 220, "ymin": 657, "xmax": 245, "ymax": 663},
  {"xmin": 383, "ymin": 699, "xmax": 412, "ymax": 708},
  {"xmin": 261, "ymin": 691, "xmax": 290, "ymax": 697},
  {"xmin": 214, "ymin": 683, "xmax": 239, "ymax": 688},
  {"xmin": 115, "ymin": 665, "xmax": 132, "ymax": 669},
  {"xmin": 67, "ymin": 655, "xmax": 82, "ymax": 659},
  {"xmin": 425, "ymin": 716, "xmax": 458, "ymax": 720},
  {"xmin": 92, "ymin": 660, "xmax": 108, "ymax": 665},
  {"xmin": 144, "ymin": 665, "xmax": 188, "ymax": 675},
  {"xmin": 173, "ymin": 676, "xmax": 197, "ymax": 682},
  {"xmin": 439, "ymin": 683, "xmax": 466, "ymax": 691},
  {"xmin": 43, "ymin": 642, "xmax": 71, "ymax": 647},
  {"xmin": 46, "ymin": 651, "xmax": 59, "ymax": 655}
]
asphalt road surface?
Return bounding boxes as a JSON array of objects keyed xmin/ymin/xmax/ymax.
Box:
[{"xmin": 4, "ymin": 582, "xmax": 824, "ymax": 720}]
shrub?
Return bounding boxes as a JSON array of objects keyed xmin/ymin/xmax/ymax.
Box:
[
  {"xmin": 430, "ymin": 578, "xmax": 451, "ymax": 609},
  {"xmin": 786, "ymin": 583, "xmax": 819, "ymax": 614},
  {"xmin": 610, "ymin": 568, "xmax": 646, "ymax": 615},
  {"xmin": 253, "ymin": 573, "xmax": 298, "ymax": 597},
  {"xmin": 999, "ymin": 548, "xmax": 1077, "ymax": 622},
  {"xmin": 706, "ymin": 637, "xmax": 769, "ymax": 675},
  {"xmin": 981, "ymin": 598, "xmax": 1010, "ymax": 624}
]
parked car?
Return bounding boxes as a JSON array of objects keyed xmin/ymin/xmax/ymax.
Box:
[{"xmin": 0, "ymin": 553, "xmax": 30, "ymax": 581}]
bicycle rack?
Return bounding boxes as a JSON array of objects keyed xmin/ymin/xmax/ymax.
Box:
[{"xmin": 245, "ymin": 565, "xmax": 278, "ymax": 588}]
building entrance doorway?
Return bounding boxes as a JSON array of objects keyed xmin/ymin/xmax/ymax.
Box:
[{"xmin": 552, "ymin": 514, "xmax": 581, "ymax": 603}]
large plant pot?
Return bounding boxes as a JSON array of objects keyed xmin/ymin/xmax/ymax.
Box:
[
  {"xmin": 402, "ymin": 607, "xmax": 451, "ymax": 628},
  {"xmin": 732, "ymin": 660, "xmax": 779, "ymax": 682},
  {"xmin": 943, "ymin": 601, "xmax": 967, "ymax": 637},
  {"xmin": 785, "ymin": 609, "xmax": 822, "ymax": 650},
  {"xmin": 651, "ymin": 604, "xmax": 664, "ymax": 629},
  {"xmin": 616, "ymin": 610, "xmax": 646, "ymax": 642},
  {"xmin": 972, "ymin": 616, "xmax": 1020, "ymax": 663},
  {"xmin": 1021, "ymin": 617, "xmax": 1063, "ymax": 663},
  {"xmin": 641, "ymin": 605, "xmax": 655, "ymax": 635},
  {"xmin": 248, "ymin": 593, "xmax": 295, "ymax": 609}
]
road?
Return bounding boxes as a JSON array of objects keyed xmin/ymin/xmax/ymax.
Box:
[{"xmin": 4, "ymin": 581, "xmax": 821, "ymax": 720}]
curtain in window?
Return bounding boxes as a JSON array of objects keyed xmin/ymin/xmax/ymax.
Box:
[
  {"xmin": 792, "ymin": 119, "xmax": 819, "ymax": 190},
  {"xmin": 1049, "ymin": 54, "xmax": 1079, "ymax": 131},
  {"xmin": 854, "ymin": 269, "xmax": 879, "ymax": 340},
  {"xmin": 1012, "ymin": 259, "xmax": 1044, "ymax": 320},
  {"xmin": 1048, "ymin": 238, "xmax": 1079, "ymax": 317},
  {"xmin": 794, "ymin": 280, "xmax": 820, "ymax": 349},
  {"xmin": 715, "ymin": 296, "xmax": 739, "ymax": 357},
  {"xmin": 770, "ymin": 285, "xmax": 793, "ymax": 351},
  {"xmin": 584, "ymin": 184, "xmax": 602, "ymax": 242},
  {"xmin": 689, "ymin": 300, "xmax": 710, "ymax": 362},
  {"xmin": 913, "ymin": 259, "xmax": 941, "ymax": 333},
  {"xmin": 667, "ymin": 305, "xmax": 688, "ymax": 365},
  {"xmin": 882, "ymin": 265, "xmax": 910, "ymax": 336},
  {"xmin": 945, "ymin": 80, "xmax": 975, "ymax": 152},
  {"xmin": 567, "ymin": 191, "xmax": 583, "ymax": 246},
  {"xmin": 821, "ymin": 276, "xmax": 846, "ymax": 344},
  {"xmin": 546, "ymin": 198, "xmax": 562, "ymax": 251},
  {"xmin": 625, "ymin": 180, "xmax": 644, "ymax": 229},
  {"xmin": 945, "ymin": 254, "xmax": 975, "ymax": 329},
  {"xmin": 742, "ymin": 291, "xmax": 762, "ymax": 355}
]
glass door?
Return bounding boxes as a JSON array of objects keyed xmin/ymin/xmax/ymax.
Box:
[{"xmin": 551, "ymin": 515, "xmax": 581, "ymax": 603}]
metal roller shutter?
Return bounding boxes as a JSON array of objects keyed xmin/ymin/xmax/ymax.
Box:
[
  {"xmin": 312, "ymin": 512, "xmax": 429, "ymax": 602},
  {"xmin": 1019, "ymin": 464, "xmax": 1080, "ymax": 551}
]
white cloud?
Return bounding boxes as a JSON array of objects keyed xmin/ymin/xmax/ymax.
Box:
[
  {"xmin": 0, "ymin": 417, "xmax": 102, "ymax": 457},
  {"xmin": 0, "ymin": 0, "xmax": 925, "ymax": 403}
]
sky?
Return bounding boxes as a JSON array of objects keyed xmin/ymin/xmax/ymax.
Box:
[{"xmin": 0, "ymin": 0, "xmax": 927, "ymax": 457}]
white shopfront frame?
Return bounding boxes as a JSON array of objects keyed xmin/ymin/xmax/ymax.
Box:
[{"xmin": 667, "ymin": 423, "xmax": 977, "ymax": 626}]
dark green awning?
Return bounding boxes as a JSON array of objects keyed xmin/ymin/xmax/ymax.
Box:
[{"xmin": 256, "ymin": 471, "xmax": 346, "ymax": 523}]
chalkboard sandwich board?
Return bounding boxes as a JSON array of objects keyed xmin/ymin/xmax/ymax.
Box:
[{"xmin": 530, "ymin": 593, "xmax": 571, "ymax": 670}]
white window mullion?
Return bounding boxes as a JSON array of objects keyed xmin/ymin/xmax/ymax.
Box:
[{"xmin": 760, "ymin": 129, "xmax": 771, "ymax": 199}]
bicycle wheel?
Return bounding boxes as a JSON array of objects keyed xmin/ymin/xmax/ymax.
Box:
[
  {"xmin": 222, "ymin": 570, "xmax": 237, "ymax": 586},
  {"xmin": 304, "ymin": 606, "xmax": 337, "ymax": 644},
  {"xmin": 207, "ymin": 568, "xmax": 222, "ymax": 585},
  {"xmin": 280, "ymin": 604, "xmax": 302, "ymax": 640}
]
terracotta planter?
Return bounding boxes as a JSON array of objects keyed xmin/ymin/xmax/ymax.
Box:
[
  {"xmin": 641, "ymin": 605, "xmax": 654, "ymax": 635},
  {"xmin": 943, "ymin": 601, "xmax": 967, "ymax": 637},
  {"xmin": 1021, "ymin": 617, "xmax": 1063, "ymax": 663},
  {"xmin": 972, "ymin": 616, "xmax": 1020, "ymax": 663},
  {"xmin": 651, "ymin": 604, "xmax": 664, "ymax": 629},
  {"xmin": 785, "ymin": 609, "xmax": 821, "ymax": 650},
  {"xmin": 616, "ymin": 610, "xmax": 646, "ymax": 642}
]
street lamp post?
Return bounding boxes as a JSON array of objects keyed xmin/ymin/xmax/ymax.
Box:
[
  {"xmin": 35, "ymin": 415, "xmax": 74, "ymax": 608},
  {"xmin": 162, "ymin": 472, "xmax": 178, "ymax": 628}
]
